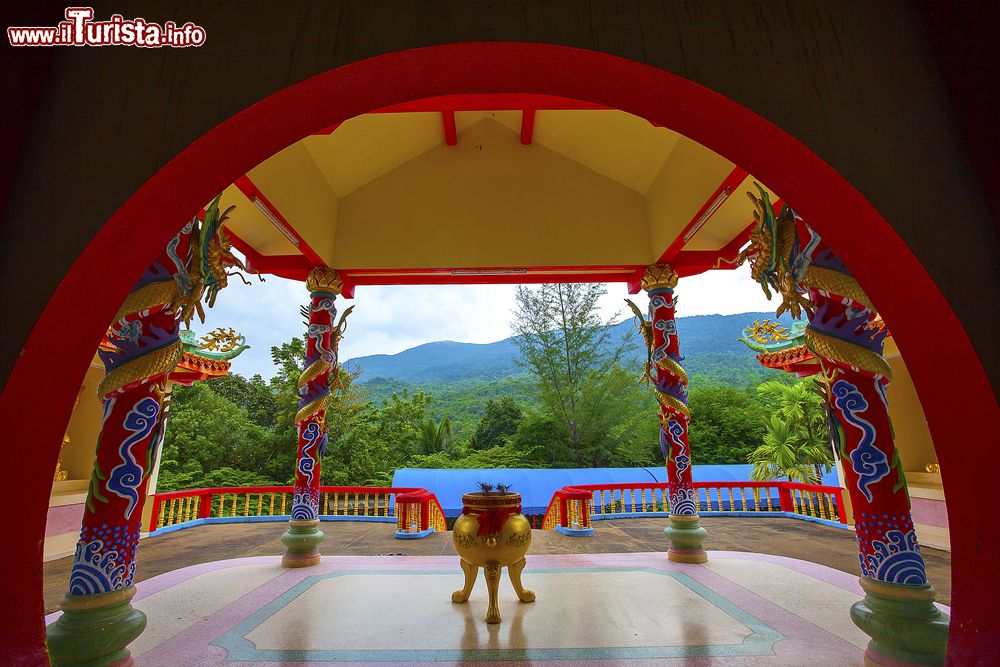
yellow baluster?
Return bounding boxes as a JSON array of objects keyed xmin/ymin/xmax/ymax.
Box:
[
  {"xmin": 156, "ymin": 501, "xmax": 165, "ymax": 529},
  {"xmin": 739, "ymin": 487, "xmax": 747, "ymax": 510},
  {"xmin": 765, "ymin": 488, "xmax": 773, "ymax": 511},
  {"xmin": 166, "ymin": 499, "xmax": 175, "ymax": 525},
  {"xmin": 269, "ymin": 493, "xmax": 275, "ymax": 516},
  {"xmin": 280, "ymin": 493, "xmax": 287, "ymax": 515},
  {"xmin": 353, "ymin": 492, "xmax": 359, "ymax": 516}
]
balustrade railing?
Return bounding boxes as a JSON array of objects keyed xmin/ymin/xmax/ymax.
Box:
[
  {"xmin": 150, "ymin": 485, "xmax": 447, "ymax": 538},
  {"xmin": 541, "ymin": 480, "xmax": 849, "ymax": 532}
]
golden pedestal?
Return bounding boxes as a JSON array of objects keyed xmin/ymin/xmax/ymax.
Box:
[{"xmin": 452, "ymin": 492, "xmax": 535, "ymax": 624}]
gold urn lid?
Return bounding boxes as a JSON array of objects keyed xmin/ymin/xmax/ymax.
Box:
[{"xmin": 461, "ymin": 492, "xmax": 522, "ymax": 511}]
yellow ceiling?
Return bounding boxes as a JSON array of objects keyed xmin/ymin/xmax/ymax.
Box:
[{"xmin": 222, "ymin": 108, "xmax": 776, "ymax": 271}]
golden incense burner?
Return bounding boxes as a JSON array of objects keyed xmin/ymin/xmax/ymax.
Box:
[{"xmin": 452, "ymin": 490, "xmax": 535, "ymax": 624}]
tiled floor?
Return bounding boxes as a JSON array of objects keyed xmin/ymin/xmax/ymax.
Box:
[{"xmin": 48, "ymin": 551, "xmax": 942, "ymax": 665}]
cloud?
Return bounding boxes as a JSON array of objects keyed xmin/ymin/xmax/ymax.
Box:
[{"xmin": 199, "ymin": 264, "xmax": 777, "ymax": 380}]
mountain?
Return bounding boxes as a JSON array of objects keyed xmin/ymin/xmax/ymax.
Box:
[{"xmin": 343, "ymin": 311, "xmax": 793, "ymax": 385}]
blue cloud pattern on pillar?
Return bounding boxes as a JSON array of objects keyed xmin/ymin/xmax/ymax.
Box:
[
  {"xmin": 291, "ymin": 490, "xmax": 319, "ymax": 520},
  {"xmin": 291, "ymin": 421, "xmax": 322, "ymax": 520},
  {"xmin": 861, "ymin": 529, "xmax": 928, "ymax": 585},
  {"xmin": 667, "ymin": 419, "xmax": 690, "ymax": 476},
  {"xmin": 107, "ymin": 396, "xmax": 159, "ymax": 520},
  {"xmin": 68, "ymin": 524, "xmax": 140, "ymax": 595},
  {"xmin": 670, "ymin": 488, "xmax": 697, "ymax": 515},
  {"xmin": 832, "ymin": 379, "xmax": 888, "ymax": 502}
]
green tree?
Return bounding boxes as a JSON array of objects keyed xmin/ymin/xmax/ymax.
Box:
[
  {"xmin": 749, "ymin": 379, "xmax": 832, "ymax": 482},
  {"xmin": 687, "ymin": 384, "xmax": 769, "ymax": 465},
  {"xmin": 412, "ymin": 417, "xmax": 453, "ymax": 455},
  {"xmin": 511, "ymin": 283, "xmax": 636, "ymax": 465},
  {"xmin": 206, "ymin": 373, "xmax": 277, "ymax": 428},
  {"xmin": 325, "ymin": 390, "xmax": 432, "ymax": 486},
  {"xmin": 470, "ymin": 397, "xmax": 523, "ymax": 450}
]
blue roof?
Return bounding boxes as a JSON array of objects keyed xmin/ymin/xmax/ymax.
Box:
[{"xmin": 391, "ymin": 465, "xmax": 840, "ymax": 517}]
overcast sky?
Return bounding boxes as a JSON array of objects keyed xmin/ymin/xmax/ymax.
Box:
[{"xmin": 195, "ymin": 264, "xmax": 778, "ymax": 380}]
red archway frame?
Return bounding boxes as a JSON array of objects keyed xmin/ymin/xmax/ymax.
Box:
[{"xmin": 1, "ymin": 43, "xmax": 996, "ymax": 662}]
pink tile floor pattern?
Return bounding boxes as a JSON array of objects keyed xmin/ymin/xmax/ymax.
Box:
[{"xmin": 47, "ymin": 551, "xmax": 946, "ymax": 666}]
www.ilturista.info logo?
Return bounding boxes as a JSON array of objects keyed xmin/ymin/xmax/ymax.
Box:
[{"xmin": 8, "ymin": 7, "xmax": 206, "ymax": 47}]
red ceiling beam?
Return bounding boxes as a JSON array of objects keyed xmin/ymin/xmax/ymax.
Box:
[
  {"xmin": 442, "ymin": 110, "xmax": 457, "ymax": 146},
  {"xmin": 658, "ymin": 165, "xmax": 749, "ymax": 264},
  {"xmin": 343, "ymin": 270, "xmax": 636, "ymax": 288},
  {"xmin": 232, "ymin": 175, "xmax": 327, "ymax": 267},
  {"xmin": 626, "ymin": 166, "xmax": 756, "ymax": 293},
  {"xmin": 341, "ymin": 263, "xmax": 640, "ymax": 277},
  {"xmin": 374, "ymin": 93, "xmax": 611, "ymax": 113},
  {"xmin": 520, "ymin": 109, "xmax": 536, "ymax": 145},
  {"xmin": 242, "ymin": 260, "xmax": 641, "ymax": 289}
]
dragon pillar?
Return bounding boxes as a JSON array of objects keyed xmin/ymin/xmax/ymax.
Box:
[
  {"xmin": 46, "ymin": 198, "xmax": 244, "ymax": 666},
  {"xmin": 281, "ymin": 267, "xmax": 348, "ymax": 567},
  {"xmin": 742, "ymin": 184, "xmax": 948, "ymax": 666},
  {"xmin": 641, "ymin": 264, "xmax": 708, "ymax": 563}
]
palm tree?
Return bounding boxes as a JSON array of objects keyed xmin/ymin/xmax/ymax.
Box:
[
  {"xmin": 411, "ymin": 417, "xmax": 452, "ymax": 456},
  {"xmin": 749, "ymin": 415, "xmax": 832, "ymax": 483},
  {"xmin": 750, "ymin": 380, "xmax": 833, "ymax": 483}
]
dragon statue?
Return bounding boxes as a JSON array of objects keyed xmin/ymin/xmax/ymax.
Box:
[
  {"xmin": 737, "ymin": 182, "xmax": 811, "ymax": 319},
  {"xmin": 174, "ymin": 195, "xmax": 253, "ymax": 326}
]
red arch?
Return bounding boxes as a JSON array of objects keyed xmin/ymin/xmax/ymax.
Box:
[{"xmin": 2, "ymin": 43, "xmax": 995, "ymax": 662}]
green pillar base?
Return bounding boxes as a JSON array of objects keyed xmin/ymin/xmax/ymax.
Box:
[
  {"xmin": 664, "ymin": 514, "xmax": 708, "ymax": 563},
  {"xmin": 851, "ymin": 576, "xmax": 949, "ymax": 666},
  {"xmin": 46, "ymin": 586, "xmax": 146, "ymax": 667},
  {"xmin": 281, "ymin": 518, "xmax": 324, "ymax": 568}
]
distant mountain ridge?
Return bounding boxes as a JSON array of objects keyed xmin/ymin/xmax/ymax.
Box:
[{"xmin": 344, "ymin": 311, "xmax": 792, "ymax": 385}]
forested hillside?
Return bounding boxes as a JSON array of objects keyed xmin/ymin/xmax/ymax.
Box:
[{"xmin": 344, "ymin": 312, "xmax": 791, "ymax": 385}]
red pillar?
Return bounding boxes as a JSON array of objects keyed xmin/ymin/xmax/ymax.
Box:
[
  {"xmin": 640, "ymin": 264, "xmax": 707, "ymax": 562},
  {"xmin": 282, "ymin": 267, "xmax": 348, "ymax": 567},
  {"xmin": 740, "ymin": 186, "xmax": 947, "ymax": 665},
  {"xmin": 47, "ymin": 204, "xmax": 243, "ymax": 665}
]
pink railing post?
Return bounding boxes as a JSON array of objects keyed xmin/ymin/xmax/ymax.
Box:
[
  {"xmin": 149, "ymin": 495, "xmax": 162, "ymax": 531},
  {"xmin": 835, "ymin": 487, "xmax": 847, "ymax": 523},
  {"xmin": 778, "ymin": 483, "xmax": 794, "ymax": 512},
  {"xmin": 197, "ymin": 492, "xmax": 213, "ymax": 519}
]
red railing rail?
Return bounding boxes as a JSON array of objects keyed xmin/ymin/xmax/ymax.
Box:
[
  {"xmin": 149, "ymin": 485, "xmax": 447, "ymax": 534},
  {"xmin": 541, "ymin": 480, "xmax": 849, "ymax": 530}
]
